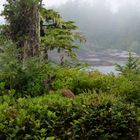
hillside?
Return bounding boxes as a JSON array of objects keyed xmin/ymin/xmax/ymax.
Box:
[{"xmin": 55, "ymin": 0, "xmax": 140, "ymax": 54}]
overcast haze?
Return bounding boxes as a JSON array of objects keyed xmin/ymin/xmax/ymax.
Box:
[
  {"xmin": 53, "ymin": 0, "xmax": 140, "ymax": 54},
  {"xmin": 0, "ymin": 0, "xmax": 140, "ymax": 11},
  {"xmin": 1, "ymin": 0, "xmax": 140, "ymax": 53},
  {"xmin": 0, "ymin": 0, "xmax": 140, "ymax": 20}
]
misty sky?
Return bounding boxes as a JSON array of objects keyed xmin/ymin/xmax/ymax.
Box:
[
  {"xmin": 1, "ymin": 0, "xmax": 140, "ymax": 52},
  {"xmin": 0, "ymin": 0, "xmax": 140, "ymax": 24},
  {"xmin": 0, "ymin": 0, "xmax": 140, "ymax": 11},
  {"xmin": 0, "ymin": 0, "xmax": 68, "ymax": 22}
]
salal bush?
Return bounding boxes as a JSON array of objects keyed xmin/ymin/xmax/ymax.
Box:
[
  {"xmin": 0, "ymin": 93, "xmax": 138, "ymax": 140},
  {"xmin": 53, "ymin": 68, "xmax": 140, "ymax": 107}
]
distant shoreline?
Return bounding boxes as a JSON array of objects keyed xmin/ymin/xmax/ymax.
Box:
[{"xmin": 78, "ymin": 49, "xmax": 139, "ymax": 67}]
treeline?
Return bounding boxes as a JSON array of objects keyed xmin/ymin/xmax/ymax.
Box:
[{"xmin": 57, "ymin": 0, "xmax": 140, "ymax": 53}]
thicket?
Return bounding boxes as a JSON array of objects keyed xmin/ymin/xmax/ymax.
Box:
[
  {"xmin": 0, "ymin": 94, "xmax": 138, "ymax": 140},
  {"xmin": 0, "ymin": 0, "xmax": 140, "ymax": 139},
  {"xmin": 0, "ymin": 40, "xmax": 139, "ymax": 139}
]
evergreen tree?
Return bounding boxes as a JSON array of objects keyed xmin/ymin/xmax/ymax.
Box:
[
  {"xmin": 116, "ymin": 51, "xmax": 140, "ymax": 75},
  {"xmin": 40, "ymin": 8, "xmax": 86, "ymax": 64},
  {"xmin": 2, "ymin": 0, "xmax": 41, "ymax": 59},
  {"xmin": 1, "ymin": 0, "xmax": 85, "ymax": 64}
]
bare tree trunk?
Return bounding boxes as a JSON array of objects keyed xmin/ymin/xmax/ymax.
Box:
[
  {"xmin": 9, "ymin": 0, "xmax": 41, "ymax": 61},
  {"xmin": 26, "ymin": 2, "xmax": 40, "ymax": 57}
]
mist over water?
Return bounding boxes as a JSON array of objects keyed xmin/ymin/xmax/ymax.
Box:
[
  {"xmin": 51, "ymin": 0, "xmax": 140, "ymax": 73},
  {"xmin": 1, "ymin": 0, "xmax": 140, "ymax": 73},
  {"xmin": 55, "ymin": 0, "xmax": 140, "ymax": 52}
]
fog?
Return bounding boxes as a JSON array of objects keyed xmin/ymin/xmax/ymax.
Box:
[
  {"xmin": 50, "ymin": 0, "xmax": 140, "ymax": 54},
  {"xmin": 1, "ymin": 0, "xmax": 140, "ymax": 53}
]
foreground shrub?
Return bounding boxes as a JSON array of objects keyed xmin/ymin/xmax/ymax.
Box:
[
  {"xmin": 51, "ymin": 68, "xmax": 140, "ymax": 107},
  {"xmin": 0, "ymin": 93, "xmax": 138, "ymax": 139}
]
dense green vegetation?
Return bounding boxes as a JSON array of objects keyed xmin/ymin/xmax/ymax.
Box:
[
  {"xmin": 0, "ymin": 93, "xmax": 138, "ymax": 139},
  {"xmin": 0, "ymin": 0, "xmax": 140, "ymax": 139},
  {"xmin": 0, "ymin": 41, "xmax": 140, "ymax": 139}
]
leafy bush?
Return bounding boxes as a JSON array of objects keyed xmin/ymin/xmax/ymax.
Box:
[
  {"xmin": 0, "ymin": 41, "xmax": 48, "ymax": 97},
  {"xmin": 38, "ymin": 66, "xmax": 140, "ymax": 107},
  {"xmin": 0, "ymin": 93, "xmax": 138, "ymax": 139},
  {"xmin": 1, "ymin": 44, "xmax": 140, "ymax": 107}
]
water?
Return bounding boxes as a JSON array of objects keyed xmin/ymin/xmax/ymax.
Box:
[
  {"xmin": 80, "ymin": 49, "xmax": 139, "ymax": 74},
  {"xmin": 81, "ymin": 65, "xmax": 118, "ymax": 74},
  {"xmin": 93, "ymin": 66, "xmax": 117, "ymax": 74}
]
